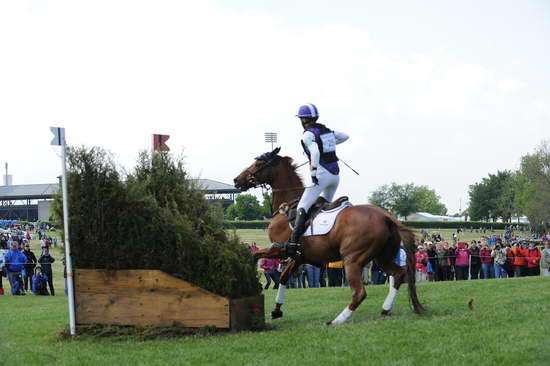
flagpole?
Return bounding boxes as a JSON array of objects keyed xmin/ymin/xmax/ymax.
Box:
[{"xmin": 60, "ymin": 134, "xmax": 76, "ymax": 336}]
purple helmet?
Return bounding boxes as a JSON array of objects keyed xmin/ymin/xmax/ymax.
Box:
[{"xmin": 296, "ymin": 103, "xmax": 319, "ymax": 118}]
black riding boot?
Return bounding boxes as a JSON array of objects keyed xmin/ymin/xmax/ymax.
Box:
[{"xmin": 287, "ymin": 208, "xmax": 307, "ymax": 258}]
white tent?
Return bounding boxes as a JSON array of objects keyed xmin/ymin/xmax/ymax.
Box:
[{"xmin": 407, "ymin": 212, "xmax": 464, "ymax": 222}]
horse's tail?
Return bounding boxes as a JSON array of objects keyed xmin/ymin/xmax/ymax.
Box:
[{"xmin": 385, "ymin": 213, "xmax": 425, "ymax": 315}]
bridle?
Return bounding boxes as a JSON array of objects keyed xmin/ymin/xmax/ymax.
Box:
[
  {"xmin": 243, "ymin": 156, "xmax": 308, "ymax": 191},
  {"xmin": 242, "ymin": 156, "xmax": 281, "ymax": 190}
]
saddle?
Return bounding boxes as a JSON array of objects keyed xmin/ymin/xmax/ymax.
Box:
[{"xmin": 278, "ymin": 196, "xmax": 350, "ymax": 231}]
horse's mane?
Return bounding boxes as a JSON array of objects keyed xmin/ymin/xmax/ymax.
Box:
[
  {"xmin": 256, "ymin": 148, "xmax": 304, "ymax": 188},
  {"xmin": 279, "ymin": 155, "xmax": 304, "ymax": 187}
]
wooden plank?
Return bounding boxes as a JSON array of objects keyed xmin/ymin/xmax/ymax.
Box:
[{"xmin": 75, "ymin": 269, "xmax": 230, "ymax": 328}]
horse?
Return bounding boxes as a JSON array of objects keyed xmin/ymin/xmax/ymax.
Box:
[{"xmin": 233, "ymin": 147, "xmax": 425, "ymax": 325}]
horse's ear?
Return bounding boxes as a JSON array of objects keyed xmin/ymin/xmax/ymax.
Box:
[{"xmin": 272, "ymin": 147, "xmax": 281, "ymax": 156}]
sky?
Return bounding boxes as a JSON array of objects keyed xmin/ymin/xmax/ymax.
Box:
[{"xmin": 1, "ymin": 0, "xmax": 549, "ymax": 214}]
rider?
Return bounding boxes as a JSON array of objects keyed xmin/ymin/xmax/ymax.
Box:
[{"xmin": 287, "ymin": 103, "xmax": 349, "ymax": 253}]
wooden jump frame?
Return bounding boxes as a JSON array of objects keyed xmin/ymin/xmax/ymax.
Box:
[{"xmin": 74, "ymin": 269, "xmax": 264, "ymax": 331}]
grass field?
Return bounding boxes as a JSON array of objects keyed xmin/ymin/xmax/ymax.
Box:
[
  {"xmin": 1, "ymin": 231, "xmax": 549, "ymax": 366},
  {"xmin": 1, "ymin": 229, "xmax": 547, "ymax": 366}
]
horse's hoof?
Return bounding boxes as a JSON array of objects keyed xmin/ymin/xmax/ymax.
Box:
[
  {"xmin": 271, "ymin": 309, "xmax": 283, "ymax": 319},
  {"xmin": 380, "ymin": 309, "xmax": 391, "ymax": 317}
]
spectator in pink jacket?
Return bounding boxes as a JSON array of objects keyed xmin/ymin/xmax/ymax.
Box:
[
  {"xmin": 455, "ymin": 243, "xmax": 471, "ymax": 280},
  {"xmin": 479, "ymin": 243, "xmax": 493, "ymax": 279},
  {"xmin": 415, "ymin": 246, "xmax": 429, "ymax": 282},
  {"xmin": 260, "ymin": 258, "xmax": 280, "ymax": 290}
]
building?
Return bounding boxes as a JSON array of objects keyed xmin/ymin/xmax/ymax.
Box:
[
  {"xmin": 407, "ymin": 212, "xmax": 465, "ymax": 222},
  {"xmin": 0, "ymin": 184, "xmax": 58, "ymax": 221},
  {"xmin": 193, "ymin": 179, "xmax": 240, "ymax": 209},
  {"xmin": 0, "ymin": 179, "xmax": 239, "ymax": 221}
]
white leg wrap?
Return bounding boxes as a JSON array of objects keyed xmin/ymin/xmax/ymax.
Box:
[
  {"xmin": 382, "ymin": 276, "xmax": 399, "ymax": 311},
  {"xmin": 331, "ymin": 306, "xmax": 354, "ymax": 325},
  {"xmin": 275, "ymin": 284, "xmax": 287, "ymax": 304}
]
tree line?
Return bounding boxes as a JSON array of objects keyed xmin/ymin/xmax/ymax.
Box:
[
  {"xmin": 222, "ymin": 193, "xmax": 272, "ymax": 220},
  {"xmin": 368, "ymin": 183, "xmax": 448, "ymax": 220},
  {"xmin": 221, "ymin": 141, "xmax": 549, "ymax": 231},
  {"xmin": 469, "ymin": 140, "xmax": 550, "ymax": 232}
]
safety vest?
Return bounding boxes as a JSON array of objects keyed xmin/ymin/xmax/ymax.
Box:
[{"xmin": 301, "ymin": 123, "xmax": 339, "ymax": 174}]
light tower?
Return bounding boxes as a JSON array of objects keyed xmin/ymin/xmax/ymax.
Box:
[{"xmin": 264, "ymin": 132, "xmax": 277, "ymax": 150}]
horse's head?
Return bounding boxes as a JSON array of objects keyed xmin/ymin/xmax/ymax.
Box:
[{"xmin": 233, "ymin": 147, "xmax": 282, "ymax": 191}]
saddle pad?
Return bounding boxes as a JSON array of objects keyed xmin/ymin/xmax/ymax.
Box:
[{"xmin": 291, "ymin": 201, "xmax": 352, "ymax": 237}]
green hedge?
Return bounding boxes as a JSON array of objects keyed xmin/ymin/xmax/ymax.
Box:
[
  {"xmin": 224, "ymin": 219, "xmax": 528, "ymax": 230},
  {"xmin": 224, "ymin": 220, "xmax": 271, "ymax": 230},
  {"xmin": 53, "ymin": 147, "xmax": 261, "ymax": 299}
]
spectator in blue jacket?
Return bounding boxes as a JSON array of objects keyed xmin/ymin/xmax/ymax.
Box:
[
  {"xmin": 32, "ymin": 267, "xmax": 50, "ymax": 296},
  {"xmin": 4, "ymin": 241, "xmax": 27, "ymax": 295}
]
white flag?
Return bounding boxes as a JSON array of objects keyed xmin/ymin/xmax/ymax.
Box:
[{"xmin": 50, "ymin": 127, "xmax": 65, "ymax": 146}]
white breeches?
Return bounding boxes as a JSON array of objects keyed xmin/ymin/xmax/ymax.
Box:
[{"xmin": 297, "ymin": 169, "xmax": 340, "ymax": 212}]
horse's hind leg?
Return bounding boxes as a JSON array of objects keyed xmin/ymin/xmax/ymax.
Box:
[
  {"xmin": 379, "ymin": 261, "xmax": 406, "ymax": 316},
  {"xmin": 328, "ymin": 262, "xmax": 366, "ymax": 326}
]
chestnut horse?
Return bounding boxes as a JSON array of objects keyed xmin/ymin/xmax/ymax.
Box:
[{"xmin": 234, "ymin": 148, "xmax": 425, "ymax": 325}]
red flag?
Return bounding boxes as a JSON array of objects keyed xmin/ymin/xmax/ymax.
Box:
[{"xmin": 153, "ymin": 134, "xmax": 170, "ymax": 151}]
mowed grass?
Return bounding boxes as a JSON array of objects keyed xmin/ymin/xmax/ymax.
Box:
[
  {"xmin": 1, "ymin": 270, "xmax": 549, "ymax": 365},
  {"xmin": 1, "ymin": 229, "xmax": 545, "ymax": 365},
  {"xmin": 232, "ymin": 228, "xmax": 271, "ymax": 248},
  {"xmin": 235, "ymin": 228, "xmax": 533, "ymax": 249}
]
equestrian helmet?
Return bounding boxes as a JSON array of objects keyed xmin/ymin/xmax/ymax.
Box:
[{"xmin": 296, "ymin": 103, "xmax": 319, "ymax": 118}]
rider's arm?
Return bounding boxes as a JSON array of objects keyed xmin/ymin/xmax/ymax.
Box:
[
  {"xmin": 334, "ymin": 131, "xmax": 349, "ymax": 144},
  {"xmin": 302, "ymin": 131, "xmax": 320, "ymax": 171}
]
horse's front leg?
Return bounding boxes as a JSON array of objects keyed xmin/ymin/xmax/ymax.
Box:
[{"xmin": 271, "ymin": 259, "xmax": 301, "ymax": 319}]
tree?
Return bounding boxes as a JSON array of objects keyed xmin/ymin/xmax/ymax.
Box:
[
  {"xmin": 368, "ymin": 184, "xmax": 392, "ymax": 212},
  {"xmin": 518, "ymin": 140, "xmax": 550, "ymax": 232},
  {"xmin": 224, "ymin": 204, "xmax": 238, "ymax": 220},
  {"xmin": 494, "ymin": 171, "xmax": 517, "ymax": 223},
  {"xmin": 368, "ymin": 183, "xmax": 448, "ymax": 219},
  {"xmin": 411, "ymin": 186, "xmax": 448, "ymax": 216},
  {"xmin": 261, "ymin": 192, "xmax": 273, "ymax": 218},
  {"xmin": 225, "ymin": 194, "xmax": 263, "ymax": 220},
  {"xmin": 469, "ymin": 170, "xmax": 518, "ymax": 222},
  {"xmin": 391, "ymin": 183, "xmax": 418, "ymax": 220},
  {"xmin": 468, "ymin": 179, "xmax": 493, "ymax": 221}
]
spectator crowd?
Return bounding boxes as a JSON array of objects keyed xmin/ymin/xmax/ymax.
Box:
[
  {"xmin": 246, "ymin": 228, "xmax": 550, "ymax": 290},
  {"xmin": 1, "ymin": 225, "xmax": 63, "ymax": 296},
  {"xmin": 413, "ymin": 231, "xmax": 550, "ymax": 282}
]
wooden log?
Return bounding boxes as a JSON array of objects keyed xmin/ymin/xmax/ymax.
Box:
[{"xmin": 75, "ymin": 269, "xmax": 230, "ymax": 328}]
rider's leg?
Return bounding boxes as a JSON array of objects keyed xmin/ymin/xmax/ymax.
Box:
[
  {"xmin": 319, "ymin": 171, "xmax": 340, "ymax": 202},
  {"xmin": 288, "ymin": 207, "xmax": 307, "ymax": 245},
  {"xmin": 289, "ymin": 183, "xmax": 323, "ymax": 246}
]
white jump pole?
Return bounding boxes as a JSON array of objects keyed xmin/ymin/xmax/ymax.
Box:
[{"xmin": 51, "ymin": 127, "xmax": 76, "ymax": 336}]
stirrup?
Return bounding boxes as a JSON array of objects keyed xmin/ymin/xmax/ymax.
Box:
[{"xmin": 286, "ymin": 242, "xmax": 302, "ymax": 259}]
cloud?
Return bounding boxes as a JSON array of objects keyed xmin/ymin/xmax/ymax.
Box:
[{"xmin": 1, "ymin": 1, "xmax": 547, "ymax": 213}]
